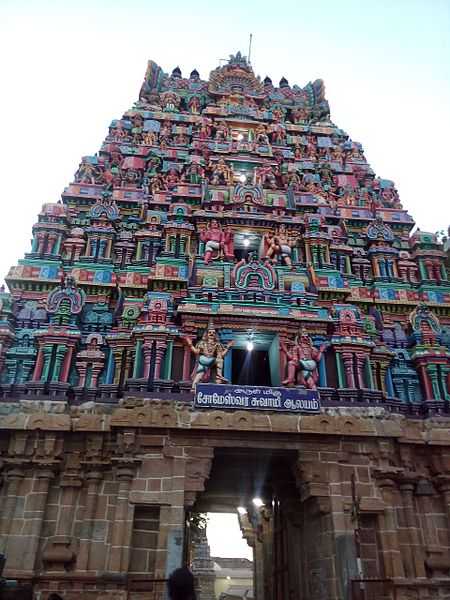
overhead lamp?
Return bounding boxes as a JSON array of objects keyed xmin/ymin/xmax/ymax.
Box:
[
  {"xmin": 237, "ymin": 506, "xmax": 247, "ymax": 515},
  {"xmin": 243, "ymin": 235, "xmax": 250, "ymax": 247},
  {"xmin": 252, "ymin": 497, "xmax": 264, "ymax": 508},
  {"xmin": 239, "ymin": 173, "xmax": 247, "ymax": 184},
  {"xmin": 246, "ymin": 340, "xmax": 254, "ymax": 352},
  {"xmin": 237, "ymin": 133, "xmax": 244, "ymax": 141}
]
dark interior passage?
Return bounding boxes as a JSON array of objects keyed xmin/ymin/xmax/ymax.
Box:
[{"xmin": 231, "ymin": 348, "xmax": 271, "ymax": 386}]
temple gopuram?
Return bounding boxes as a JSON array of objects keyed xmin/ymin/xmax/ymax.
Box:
[{"xmin": 1, "ymin": 52, "xmax": 450, "ymax": 600}]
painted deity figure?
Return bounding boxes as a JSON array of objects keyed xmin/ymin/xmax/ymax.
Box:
[
  {"xmin": 209, "ymin": 158, "xmax": 232, "ymax": 185},
  {"xmin": 165, "ymin": 168, "xmax": 180, "ymax": 188},
  {"xmin": 291, "ymin": 106, "xmax": 309, "ymax": 124},
  {"xmin": 200, "ymin": 219, "xmax": 233, "ymax": 264},
  {"xmin": 215, "ymin": 121, "xmax": 230, "ymax": 141},
  {"xmin": 159, "ymin": 122, "xmax": 172, "ymax": 144},
  {"xmin": 255, "ymin": 124, "xmax": 270, "ymax": 145},
  {"xmin": 287, "ymin": 171, "xmax": 302, "ymax": 192},
  {"xmin": 188, "ymin": 96, "xmax": 201, "ymax": 114},
  {"xmin": 75, "ymin": 161, "xmax": 101, "ymax": 185},
  {"xmin": 161, "ymin": 91, "xmax": 180, "ymax": 112},
  {"xmin": 150, "ymin": 173, "xmax": 167, "ymax": 194},
  {"xmin": 281, "ymin": 333, "xmax": 327, "ymax": 389},
  {"xmin": 142, "ymin": 130, "xmax": 157, "ymax": 146},
  {"xmin": 183, "ymin": 327, "xmax": 233, "ymax": 390},
  {"xmin": 264, "ymin": 224, "xmax": 297, "ymax": 268},
  {"xmin": 294, "ymin": 145, "xmax": 304, "ymax": 160},
  {"xmin": 186, "ymin": 163, "xmax": 204, "ymax": 184},
  {"xmin": 255, "ymin": 164, "xmax": 277, "ymax": 189},
  {"xmin": 271, "ymin": 123, "xmax": 286, "ymax": 145},
  {"xmin": 198, "ymin": 119, "xmax": 212, "ymax": 140}
]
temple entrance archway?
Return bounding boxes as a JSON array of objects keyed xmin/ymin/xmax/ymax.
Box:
[{"xmin": 187, "ymin": 447, "xmax": 302, "ymax": 600}]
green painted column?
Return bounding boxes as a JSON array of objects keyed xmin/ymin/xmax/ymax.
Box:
[
  {"xmin": 365, "ymin": 357, "xmax": 375, "ymax": 390},
  {"xmin": 41, "ymin": 346, "xmax": 53, "ymax": 382},
  {"xmin": 163, "ymin": 340, "xmax": 174, "ymax": 380},
  {"xmin": 133, "ymin": 340, "xmax": 143, "ymax": 379},
  {"xmin": 427, "ymin": 365, "xmax": 441, "ymax": 400},
  {"xmin": 418, "ymin": 260, "xmax": 427, "ymax": 280},
  {"xmin": 335, "ymin": 352, "xmax": 345, "ymax": 388},
  {"xmin": 345, "ymin": 256, "xmax": 351, "ymax": 274},
  {"xmin": 55, "ymin": 235, "xmax": 62, "ymax": 255},
  {"xmin": 52, "ymin": 344, "xmax": 67, "ymax": 382},
  {"xmin": 441, "ymin": 367, "xmax": 450, "ymax": 401}
]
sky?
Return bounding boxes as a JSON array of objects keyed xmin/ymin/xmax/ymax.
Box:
[
  {"xmin": 207, "ymin": 513, "xmax": 253, "ymax": 560},
  {"xmin": 0, "ymin": 0, "xmax": 448, "ymax": 559}
]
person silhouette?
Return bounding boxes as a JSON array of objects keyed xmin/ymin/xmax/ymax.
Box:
[{"xmin": 167, "ymin": 566, "xmax": 197, "ymax": 600}]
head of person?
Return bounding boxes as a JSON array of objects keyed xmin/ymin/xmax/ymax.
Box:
[{"xmin": 167, "ymin": 567, "xmax": 196, "ymax": 600}]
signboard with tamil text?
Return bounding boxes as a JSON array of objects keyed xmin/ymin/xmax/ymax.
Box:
[{"xmin": 195, "ymin": 384, "xmax": 320, "ymax": 414}]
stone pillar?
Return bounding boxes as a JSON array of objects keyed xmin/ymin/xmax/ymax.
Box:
[
  {"xmin": 108, "ymin": 465, "xmax": 135, "ymax": 572},
  {"xmin": 399, "ymin": 480, "xmax": 426, "ymax": 578},
  {"xmin": 42, "ymin": 467, "xmax": 83, "ymax": 570},
  {"xmin": 376, "ymin": 478, "xmax": 405, "ymax": 579},
  {"xmin": 0, "ymin": 467, "xmax": 25, "ymax": 553},
  {"xmin": 77, "ymin": 469, "xmax": 103, "ymax": 571},
  {"xmin": 55, "ymin": 471, "xmax": 83, "ymax": 537},
  {"xmin": 20, "ymin": 468, "xmax": 55, "ymax": 572},
  {"xmin": 436, "ymin": 477, "xmax": 450, "ymax": 546}
]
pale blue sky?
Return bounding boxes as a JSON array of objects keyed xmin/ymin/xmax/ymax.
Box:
[{"xmin": 0, "ymin": 0, "xmax": 449, "ymax": 557}]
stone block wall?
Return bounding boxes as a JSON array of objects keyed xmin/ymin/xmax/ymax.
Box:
[{"xmin": 1, "ymin": 401, "xmax": 450, "ymax": 599}]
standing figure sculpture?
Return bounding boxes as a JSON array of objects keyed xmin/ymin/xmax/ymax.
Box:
[
  {"xmin": 200, "ymin": 219, "xmax": 234, "ymax": 264},
  {"xmin": 281, "ymin": 333, "xmax": 327, "ymax": 389},
  {"xmin": 183, "ymin": 326, "xmax": 233, "ymax": 391},
  {"xmin": 264, "ymin": 224, "xmax": 297, "ymax": 269}
]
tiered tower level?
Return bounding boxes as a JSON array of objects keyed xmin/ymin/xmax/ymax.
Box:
[{"xmin": 2, "ymin": 52, "xmax": 450, "ymax": 409}]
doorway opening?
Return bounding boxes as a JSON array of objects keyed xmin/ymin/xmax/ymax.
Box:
[
  {"xmin": 206, "ymin": 512, "xmax": 253, "ymax": 599},
  {"xmin": 188, "ymin": 447, "xmax": 302, "ymax": 600},
  {"xmin": 232, "ymin": 348, "xmax": 271, "ymax": 386}
]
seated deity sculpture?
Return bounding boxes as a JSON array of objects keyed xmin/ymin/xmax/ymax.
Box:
[
  {"xmin": 200, "ymin": 220, "xmax": 234, "ymax": 264},
  {"xmin": 263, "ymin": 224, "xmax": 297, "ymax": 268},
  {"xmin": 209, "ymin": 158, "xmax": 232, "ymax": 185}
]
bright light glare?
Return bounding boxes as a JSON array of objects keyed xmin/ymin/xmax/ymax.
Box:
[
  {"xmin": 239, "ymin": 173, "xmax": 247, "ymax": 183},
  {"xmin": 237, "ymin": 133, "xmax": 244, "ymax": 141},
  {"xmin": 243, "ymin": 237, "xmax": 250, "ymax": 247},
  {"xmin": 246, "ymin": 340, "xmax": 254, "ymax": 352},
  {"xmin": 252, "ymin": 497, "xmax": 264, "ymax": 508},
  {"xmin": 237, "ymin": 506, "xmax": 247, "ymax": 515}
]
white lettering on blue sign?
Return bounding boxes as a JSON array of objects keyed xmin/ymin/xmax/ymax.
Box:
[{"xmin": 195, "ymin": 384, "xmax": 320, "ymax": 414}]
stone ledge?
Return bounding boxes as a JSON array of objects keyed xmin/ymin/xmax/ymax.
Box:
[{"xmin": 0, "ymin": 398, "xmax": 450, "ymax": 442}]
